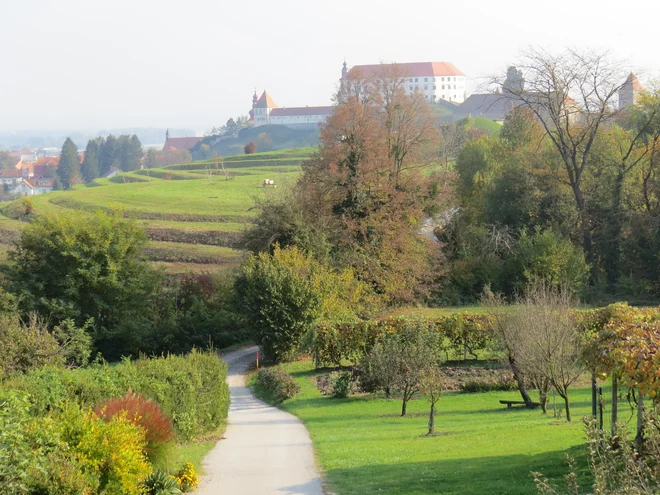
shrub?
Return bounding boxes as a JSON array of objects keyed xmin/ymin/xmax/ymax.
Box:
[
  {"xmin": 56, "ymin": 405, "xmax": 151, "ymax": 495},
  {"xmin": 255, "ymin": 368, "xmax": 300, "ymax": 403},
  {"xmin": 459, "ymin": 377, "xmax": 518, "ymax": 393},
  {"xmin": 6, "ymin": 349, "xmax": 230, "ymax": 441},
  {"xmin": 0, "ymin": 314, "xmax": 63, "ymax": 378},
  {"xmin": 174, "ymin": 461, "xmax": 199, "ymax": 493},
  {"xmin": 95, "ymin": 391, "xmax": 174, "ymax": 467},
  {"xmin": 244, "ymin": 141, "xmax": 257, "ymax": 154},
  {"xmin": 0, "ymin": 391, "xmax": 150, "ymax": 495},
  {"xmin": 143, "ymin": 471, "xmax": 182, "ymax": 495},
  {"xmin": 330, "ymin": 371, "xmax": 352, "ymax": 398}
]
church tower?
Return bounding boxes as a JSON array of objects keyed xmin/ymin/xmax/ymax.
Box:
[
  {"xmin": 341, "ymin": 60, "xmax": 348, "ymax": 79},
  {"xmin": 253, "ymin": 90, "xmax": 277, "ymax": 127},
  {"xmin": 619, "ymin": 73, "xmax": 644, "ymax": 111}
]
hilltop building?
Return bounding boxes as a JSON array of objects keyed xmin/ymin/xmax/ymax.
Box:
[
  {"xmin": 455, "ymin": 68, "xmax": 645, "ymax": 122},
  {"xmin": 342, "ymin": 61, "xmax": 467, "ymax": 103},
  {"xmin": 619, "ymin": 73, "xmax": 644, "ymax": 111},
  {"xmin": 250, "ymin": 90, "xmax": 333, "ymax": 129},
  {"xmin": 162, "ymin": 136, "xmax": 203, "ymax": 152}
]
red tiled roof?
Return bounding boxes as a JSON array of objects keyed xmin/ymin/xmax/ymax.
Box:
[
  {"xmin": 162, "ymin": 137, "xmax": 202, "ymax": 152},
  {"xmin": 0, "ymin": 169, "xmax": 22, "ymax": 178},
  {"xmin": 24, "ymin": 177, "xmax": 55, "ymax": 189},
  {"xmin": 255, "ymin": 91, "xmax": 277, "ymax": 109},
  {"xmin": 270, "ymin": 106, "xmax": 334, "ymax": 117},
  {"xmin": 32, "ymin": 157, "xmax": 60, "ymax": 167},
  {"xmin": 346, "ymin": 61, "xmax": 465, "ymax": 79}
]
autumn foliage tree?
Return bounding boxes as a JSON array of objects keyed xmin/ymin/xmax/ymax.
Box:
[{"xmin": 300, "ymin": 64, "xmax": 449, "ymax": 303}]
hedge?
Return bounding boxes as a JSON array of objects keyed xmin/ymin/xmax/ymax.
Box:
[
  {"xmin": 3, "ymin": 349, "xmax": 229, "ymax": 441},
  {"xmin": 313, "ymin": 315, "xmax": 495, "ymax": 367}
]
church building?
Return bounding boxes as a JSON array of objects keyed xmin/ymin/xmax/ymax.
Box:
[{"xmin": 250, "ymin": 91, "xmax": 333, "ymax": 129}]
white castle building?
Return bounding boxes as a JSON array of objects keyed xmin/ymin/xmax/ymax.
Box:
[
  {"xmin": 250, "ymin": 91, "xmax": 333, "ymax": 129},
  {"xmin": 341, "ymin": 61, "xmax": 467, "ymax": 104}
]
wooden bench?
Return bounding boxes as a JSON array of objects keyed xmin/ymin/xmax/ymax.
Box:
[{"xmin": 499, "ymin": 400, "xmax": 540, "ymax": 409}]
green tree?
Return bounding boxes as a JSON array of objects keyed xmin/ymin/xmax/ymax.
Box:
[
  {"xmin": 0, "ymin": 151, "xmax": 15, "ymax": 170},
  {"xmin": 234, "ymin": 246, "xmax": 322, "ymax": 363},
  {"xmin": 2, "ymin": 211, "xmax": 160, "ymax": 358},
  {"xmin": 56, "ymin": 137, "xmax": 80, "ymax": 189},
  {"xmin": 81, "ymin": 138, "xmax": 101, "ymax": 182},
  {"xmin": 117, "ymin": 134, "xmax": 143, "ymax": 171},
  {"xmin": 98, "ymin": 135, "xmax": 117, "ymax": 176}
]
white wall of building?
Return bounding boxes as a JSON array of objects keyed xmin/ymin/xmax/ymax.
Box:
[
  {"xmin": 269, "ymin": 114, "xmax": 327, "ymax": 126},
  {"xmin": 403, "ymin": 75, "xmax": 466, "ymax": 103}
]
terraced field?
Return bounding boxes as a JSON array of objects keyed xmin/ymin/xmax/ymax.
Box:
[{"xmin": 0, "ymin": 149, "xmax": 313, "ymax": 273}]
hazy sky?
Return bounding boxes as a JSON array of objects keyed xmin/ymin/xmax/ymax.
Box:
[{"xmin": 1, "ymin": 0, "xmax": 658, "ymax": 133}]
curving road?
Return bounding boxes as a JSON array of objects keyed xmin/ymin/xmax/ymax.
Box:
[{"xmin": 197, "ymin": 346, "xmax": 324, "ymax": 495}]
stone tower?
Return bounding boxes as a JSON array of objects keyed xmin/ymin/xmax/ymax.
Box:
[{"xmin": 619, "ymin": 73, "xmax": 644, "ymax": 111}]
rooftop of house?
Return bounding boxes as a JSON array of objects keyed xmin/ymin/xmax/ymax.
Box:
[
  {"xmin": 162, "ymin": 137, "xmax": 203, "ymax": 152},
  {"xmin": 345, "ymin": 61, "xmax": 465, "ymax": 79},
  {"xmin": 24, "ymin": 177, "xmax": 55, "ymax": 189},
  {"xmin": 0, "ymin": 169, "xmax": 22, "ymax": 179}
]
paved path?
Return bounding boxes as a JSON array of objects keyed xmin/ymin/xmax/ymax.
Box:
[{"xmin": 197, "ymin": 346, "xmax": 324, "ymax": 495}]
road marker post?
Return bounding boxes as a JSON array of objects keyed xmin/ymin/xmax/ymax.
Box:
[{"xmin": 256, "ymin": 351, "xmax": 259, "ymax": 369}]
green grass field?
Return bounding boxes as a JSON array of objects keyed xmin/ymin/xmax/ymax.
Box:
[
  {"xmin": 0, "ymin": 150, "xmax": 312, "ymax": 273},
  {"xmin": 258, "ymin": 361, "xmax": 610, "ymax": 495}
]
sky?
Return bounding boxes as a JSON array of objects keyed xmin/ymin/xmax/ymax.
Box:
[{"xmin": 1, "ymin": 0, "xmax": 659, "ymax": 133}]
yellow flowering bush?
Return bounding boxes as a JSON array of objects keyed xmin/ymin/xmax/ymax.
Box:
[
  {"xmin": 57, "ymin": 405, "xmax": 151, "ymax": 495},
  {"xmin": 175, "ymin": 461, "xmax": 199, "ymax": 492}
]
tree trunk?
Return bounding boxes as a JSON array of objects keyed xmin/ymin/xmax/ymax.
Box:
[
  {"xmin": 401, "ymin": 398, "xmax": 407, "ymax": 417},
  {"xmin": 635, "ymin": 389, "xmax": 644, "ymax": 448},
  {"xmin": 604, "ymin": 171, "xmax": 624, "ymax": 291},
  {"xmin": 539, "ymin": 384, "xmax": 548, "ymax": 415},
  {"xmin": 611, "ymin": 375, "xmax": 618, "ymax": 437},
  {"xmin": 427, "ymin": 402, "xmax": 435, "ymax": 435},
  {"xmin": 509, "ymin": 356, "xmax": 534, "ymax": 407},
  {"xmin": 591, "ymin": 373, "xmax": 598, "ymax": 418},
  {"xmin": 561, "ymin": 392, "xmax": 572, "ymax": 423}
]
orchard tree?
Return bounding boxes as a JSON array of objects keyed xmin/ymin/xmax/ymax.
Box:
[
  {"xmin": 56, "ymin": 137, "xmax": 80, "ymax": 189},
  {"xmin": 420, "ymin": 365, "xmax": 444, "ymax": 435}
]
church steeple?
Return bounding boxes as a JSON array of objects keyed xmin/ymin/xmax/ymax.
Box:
[
  {"xmin": 341, "ymin": 60, "xmax": 348, "ymax": 79},
  {"xmin": 252, "ymin": 89, "xmax": 258, "ymax": 108}
]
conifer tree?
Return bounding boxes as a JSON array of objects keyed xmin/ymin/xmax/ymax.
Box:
[
  {"xmin": 81, "ymin": 138, "xmax": 101, "ymax": 182},
  {"xmin": 56, "ymin": 137, "xmax": 80, "ymax": 189}
]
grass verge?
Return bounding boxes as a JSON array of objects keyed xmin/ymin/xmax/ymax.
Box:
[{"xmin": 254, "ymin": 360, "xmax": 606, "ymax": 495}]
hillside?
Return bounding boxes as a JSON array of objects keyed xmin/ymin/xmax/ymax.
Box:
[
  {"xmin": 0, "ymin": 149, "xmax": 313, "ymax": 273},
  {"xmin": 193, "ymin": 125, "xmax": 321, "ymax": 158}
]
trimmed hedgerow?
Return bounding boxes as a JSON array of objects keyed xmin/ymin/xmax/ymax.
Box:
[
  {"xmin": 4, "ymin": 349, "xmax": 229, "ymax": 441},
  {"xmin": 313, "ymin": 315, "xmax": 496, "ymax": 367}
]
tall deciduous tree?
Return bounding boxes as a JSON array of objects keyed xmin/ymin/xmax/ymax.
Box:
[
  {"xmin": 56, "ymin": 137, "xmax": 80, "ymax": 189},
  {"xmin": 301, "ymin": 64, "xmax": 448, "ymax": 303},
  {"xmin": 494, "ymin": 49, "xmax": 628, "ymax": 267}
]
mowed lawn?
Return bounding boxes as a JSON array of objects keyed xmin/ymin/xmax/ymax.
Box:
[{"xmin": 274, "ymin": 361, "xmax": 603, "ymax": 495}]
